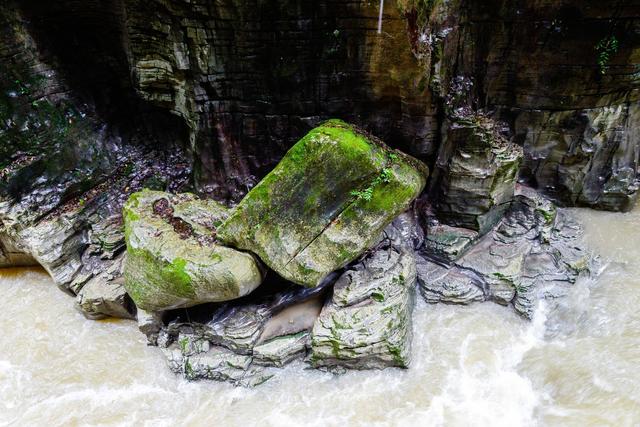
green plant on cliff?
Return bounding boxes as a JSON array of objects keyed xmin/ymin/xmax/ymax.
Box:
[
  {"xmin": 350, "ymin": 167, "xmax": 393, "ymax": 201},
  {"xmin": 0, "ymin": 64, "xmax": 88, "ymax": 171},
  {"xmin": 595, "ymin": 35, "xmax": 619, "ymax": 75}
]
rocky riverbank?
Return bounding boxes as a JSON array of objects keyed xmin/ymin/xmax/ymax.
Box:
[
  {"xmin": 1, "ymin": 119, "xmax": 596, "ymax": 386},
  {"xmin": 1, "ymin": 0, "xmax": 635, "ymax": 387}
]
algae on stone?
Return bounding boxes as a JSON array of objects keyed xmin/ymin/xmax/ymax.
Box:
[
  {"xmin": 218, "ymin": 119, "xmax": 428, "ymax": 287},
  {"xmin": 309, "ymin": 243, "xmax": 416, "ymax": 370},
  {"xmin": 123, "ymin": 190, "xmax": 264, "ymax": 311}
]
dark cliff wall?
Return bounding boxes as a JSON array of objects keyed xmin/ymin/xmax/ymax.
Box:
[
  {"xmin": 445, "ymin": 0, "xmax": 640, "ymax": 210},
  {"xmin": 2, "ymin": 0, "xmax": 640, "ymax": 209},
  {"xmin": 121, "ymin": 0, "xmax": 435, "ymax": 200}
]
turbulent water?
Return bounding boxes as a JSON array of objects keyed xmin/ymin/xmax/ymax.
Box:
[{"xmin": 1, "ymin": 207, "xmax": 639, "ymax": 427}]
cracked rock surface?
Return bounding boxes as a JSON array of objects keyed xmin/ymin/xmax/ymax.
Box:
[{"xmin": 218, "ymin": 119, "xmax": 428, "ymax": 287}]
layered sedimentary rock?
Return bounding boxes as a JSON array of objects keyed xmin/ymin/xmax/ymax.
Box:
[
  {"xmin": 120, "ymin": 0, "xmax": 436, "ymax": 200},
  {"xmin": 423, "ymin": 0, "xmax": 640, "ymax": 210},
  {"xmin": 429, "ymin": 114, "xmax": 523, "ymax": 234},
  {"xmin": 154, "ymin": 279, "xmax": 334, "ymax": 383},
  {"xmin": 3, "ymin": 0, "xmax": 639, "ymax": 210},
  {"xmin": 145, "ymin": 218, "xmax": 421, "ymax": 383},
  {"xmin": 418, "ymin": 185, "xmax": 593, "ymax": 318},
  {"xmin": 517, "ymin": 104, "xmax": 640, "ymax": 211},
  {"xmin": 76, "ymin": 253, "xmax": 135, "ymax": 320},
  {"xmin": 310, "ymin": 241, "xmax": 416, "ymax": 370},
  {"xmin": 218, "ymin": 119, "xmax": 428, "ymax": 287},
  {"xmin": 0, "ymin": 4, "xmax": 191, "ymax": 320},
  {"xmin": 123, "ymin": 190, "xmax": 265, "ymax": 311},
  {"xmin": 0, "ymin": 0, "xmax": 631, "ymax": 387}
]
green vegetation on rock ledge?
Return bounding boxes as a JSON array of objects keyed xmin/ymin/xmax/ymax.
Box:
[
  {"xmin": 0, "ymin": 63, "xmax": 89, "ymax": 172},
  {"xmin": 218, "ymin": 119, "xmax": 428, "ymax": 287},
  {"xmin": 596, "ymin": 35, "xmax": 619, "ymax": 75}
]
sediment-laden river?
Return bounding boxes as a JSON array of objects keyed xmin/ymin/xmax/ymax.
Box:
[{"xmin": 1, "ymin": 207, "xmax": 639, "ymax": 426}]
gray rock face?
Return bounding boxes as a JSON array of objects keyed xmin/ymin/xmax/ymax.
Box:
[
  {"xmin": 422, "ymin": 219, "xmax": 479, "ymax": 262},
  {"xmin": 517, "ymin": 103, "xmax": 640, "ymax": 211},
  {"xmin": 119, "ymin": 0, "xmax": 435, "ymax": 202},
  {"xmin": 163, "ymin": 335, "xmax": 272, "ymax": 387},
  {"xmin": 0, "ymin": 0, "xmax": 627, "ymax": 389},
  {"xmin": 253, "ymin": 332, "xmax": 310, "ymax": 368},
  {"xmin": 0, "ymin": 4, "xmax": 191, "ymax": 321},
  {"xmin": 76, "ymin": 254, "xmax": 135, "ymax": 320},
  {"xmin": 310, "ymin": 242, "xmax": 416, "ymax": 370},
  {"xmin": 150, "ymin": 278, "xmax": 333, "ymax": 383},
  {"xmin": 0, "ymin": 232, "xmax": 36, "ymax": 267},
  {"xmin": 418, "ymin": 185, "xmax": 593, "ymax": 318},
  {"xmin": 388, "ymin": 210, "xmax": 425, "ymax": 251},
  {"xmin": 429, "ymin": 115, "xmax": 523, "ymax": 234},
  {"xmin": 416, "ymin": 259, "xmax": 484, "ymax": 305},
  {"xmin": 137, "ymin": 309, "xmax": 164, "ymax": 346}
]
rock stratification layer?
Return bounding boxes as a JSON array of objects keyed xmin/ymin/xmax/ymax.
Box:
[
  {"xmin": 418, "ymin": 185, "xmax": 593, "ymax": 319},
  {"xmin": 0, "ymin": 0, "xmax": 626, "ymax": 387},
  {"xmin": 310, "ymin": 240, "xmax": 416, "ymax": 370},
  {"xmin": 430, "ymin": 114, "xmax": 523, "ymax": 234},
  {"xmin": 218, "ymin": 120, "xmax": 428, "ymax": 287}
]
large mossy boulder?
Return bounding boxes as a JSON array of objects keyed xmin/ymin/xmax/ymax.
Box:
[
  {"xmin": 218, "ymin": 120, "xmax": 428, "ymax": 287},
  {"xmin": 123, "ymin": 190, "xmax": 264, "ymax": 311}
]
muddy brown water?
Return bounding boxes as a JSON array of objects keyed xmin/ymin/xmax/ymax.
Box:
[{"xmin": 1, "ymin": 207, "xmax": 639, "ymax": 426}]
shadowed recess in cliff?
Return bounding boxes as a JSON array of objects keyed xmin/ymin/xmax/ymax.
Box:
[{"xmin": 17, "ymin": 0, "xmax": 193, "ymax": 154}]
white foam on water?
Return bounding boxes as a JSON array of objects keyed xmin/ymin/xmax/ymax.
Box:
[{"xmin": 2, "ymin": 206, "xmax": 640, "ymax": 425}]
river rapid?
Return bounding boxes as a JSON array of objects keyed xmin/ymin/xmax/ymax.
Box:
[{"xmin": 1, "ymin": 207, "xmax": 639, "ymax": 427}]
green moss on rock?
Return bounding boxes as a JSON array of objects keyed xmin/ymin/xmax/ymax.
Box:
[
  {"xmin": 218, "ymin": 119, "xmax": 428, "ymax": 287},
  {"xmin": 123, "ymin": 189, "xmax": 265, "ymax": 311}
]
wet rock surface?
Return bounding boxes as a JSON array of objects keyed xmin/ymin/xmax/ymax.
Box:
[
  {"xmin": 310, "ymin": 241, "xmax": 417, "ymax": 370},
  {"xmin": 0, "ymin": 0, "xmax": 626, "ymax": 388},
  {"xmin": 123, "ymin": 190, "xmax": 265, "ymax": 311},
  {"xmin": 149, "ymin": 276, "xmax": 334, "ymax": 384},
  {"xmin": 76, "ymin": 253, "xmax": 135, "ymax": 320},
  {"xmin": 218, "ymin": 119, "xmax": 428, "ymax": 287},
  {"xmin": 517, "ymin": 104, "xmax": 640, "ymax": 211},
  {"xmin": 0, "ymin": 145, "xmax": 190, "ymax": 320},
  {"xmin": 415, "ymin": 0, "xmax": 640, "ymax": 211},
  {"xmin": 430, "ymin": 115, "xmax": 523, "ymax": 234},
  {"xmin": 418, "ymin": 185, "xmax": 594, "ymax": 319}
]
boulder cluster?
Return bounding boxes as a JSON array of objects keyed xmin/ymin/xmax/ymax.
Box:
[
  {"xmin": 1, "ymin": 118, "xmax": 593, "ymax": 386},
  {"xmin": 123, "ymin": 120, "xmax": 427, "ymax": 384},
  {"xmin": 117, "ymin": 119, "xmax": 591, "ymax": 385}
]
